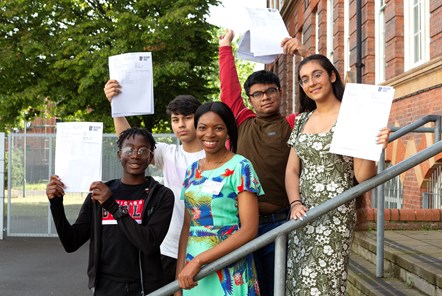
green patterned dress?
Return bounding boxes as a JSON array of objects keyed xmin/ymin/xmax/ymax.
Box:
[
  {"xmin": 181, "ymin": 154, "xmax": 263, "ymax": 296},
  {"xmin": 286, "ymin": 111, "xmax": 356, "ymax": 296}
]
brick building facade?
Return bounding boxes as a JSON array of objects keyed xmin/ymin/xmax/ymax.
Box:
[{"xmin": 267, "ymin": 0, "xmax": 442, "ymax": 228}]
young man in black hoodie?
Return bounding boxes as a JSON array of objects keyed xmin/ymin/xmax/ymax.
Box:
[{"xmin": 46, "ymin": 127, "xmax": 174, "ymax": 295}]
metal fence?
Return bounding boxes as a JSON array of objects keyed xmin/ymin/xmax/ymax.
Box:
[{"xmin": 5, "ymin": 132, "xmax": 177, "ymax": 237}]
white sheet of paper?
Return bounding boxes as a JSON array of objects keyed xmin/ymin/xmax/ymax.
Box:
[
  {"xmin": 237, "ymin": 31, "xmax": 278, "ymax": 64},
  {"xmin": 330, "ymin": 83, "xmax": 395, "ymax": 161},
  {"xmin": 237, "ymin": 8, "xmax": 290, "ymax": 63},
  {"xmin": 55, "ymin": 122, "xmax": 103, "ymax": 193},
  {"xmin": 108, "ymin": 52, "xmax": 154, "ymax": 117}
]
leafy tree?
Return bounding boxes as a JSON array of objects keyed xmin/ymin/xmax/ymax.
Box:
[{"xmin": 0, "ymin": 0, "xmax": 220, "ymax": 132}]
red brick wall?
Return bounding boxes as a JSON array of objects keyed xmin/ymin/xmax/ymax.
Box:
[{"xmin": 273, "ymin": 0, "xmax": 442, "ymax": 228}]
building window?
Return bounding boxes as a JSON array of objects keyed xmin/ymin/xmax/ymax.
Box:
[
  {"xmin": 375, "ymin": 0, "xmax": 386, "ymax": 83},
  {"xmin": 271, "ymin": 0, "xmax": 279, "ymax": 9},
  {"xmin": 372, "ymin": 162, "xmax": 403, "ymax": 209},
  {"xmin": 343, "ymin": 0, "xmax": 351, "ymax": 79},
  {"xmin": 424, "ymin": 164, "xmax": 442, "ymax": 209},
  {"xmin": 384, "ymin": 167, "xmax": 403, "ymax": 209},
  {"xmin": 315, "ymin": 11, "xmax": 319, "ymax": 53},
  {"xmin": 404, "ymin": 0, "xmax": 430, "ymax": 70},
  {"xmin": 326, "ymin": 0, "xmax": 334, "ymax": 60}
]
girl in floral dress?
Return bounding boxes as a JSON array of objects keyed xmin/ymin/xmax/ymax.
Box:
[
  {"xmin": 285, "ymin": 54, "xmax": 390, "ymax": 295},
  {"xmin": 176, "ymin": 102, "xmax": 262, "ymax": 296}
]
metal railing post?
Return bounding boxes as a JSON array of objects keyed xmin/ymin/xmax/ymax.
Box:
[
  {"xmin": 376, "ymin": 150, "xmax": 385, "ymax": 277},
  {"xmin": 0, "ymin": 133, "xmax": 5, "ymax": 240},
  {"xmin": 434, "ymin": 116, "xmax": 441, "ymax": 142},
  {"xmin": 274, "ymin": 234, "xmax": 287, "ymax": 296}
]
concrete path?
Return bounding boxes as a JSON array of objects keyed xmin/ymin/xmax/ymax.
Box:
[{"xmin": 0, "ymin": 237, "xmax": 90, "ymax": 296}]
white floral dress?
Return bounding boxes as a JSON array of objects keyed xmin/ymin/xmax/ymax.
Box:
[{"xmin": 286, "ymin": 111, "xmax": 356, "ymax": 296}]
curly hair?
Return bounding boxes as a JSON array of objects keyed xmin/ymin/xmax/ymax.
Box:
[{"xmin": 117, "ymin": 127, "xmax": 156, "ymax": 152}]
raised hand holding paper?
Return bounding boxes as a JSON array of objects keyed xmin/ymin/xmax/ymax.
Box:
[
  {"xmin": 237, "ymin": 7, "xmax": 290, "ymax": 63},
  {"xmin": 108, "ymin": 52, "xmax": 154, "ymax": 117}
]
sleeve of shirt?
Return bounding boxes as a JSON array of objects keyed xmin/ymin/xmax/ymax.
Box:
[
  {"xmin": 231, "ymin": 158, "xmax": 265, "ymax": 197},
  {"xmin": 49, "ymin": 195, "xmax": 92, "ymax": 253},
  {"xmin": 152, "ymin": 142, "xmax": 167, "ymax": 169},
  {"xmin": 219, "ymin": 46, "xmax": 256, "ymax": 126}
]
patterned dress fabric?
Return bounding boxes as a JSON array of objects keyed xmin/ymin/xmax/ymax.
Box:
[
  {"xmin": 286, "ymin": 111, "xmax": 357, "ymax": 296},
  {"xmin": 181, "ymin": 154, "xmax": 263, "ymax": 296}
]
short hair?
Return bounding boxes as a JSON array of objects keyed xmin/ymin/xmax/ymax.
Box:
[
  {"xmin": 117, "ymin": 127, "xmax": 156, "ymax": 152},
  {"xmin": 166, "ymin": 95, "xmax": 201, "ymax": 116},
  {"xmin": 297, "ymin": 54, "xmax": 345, "ymax": 113},
  {"xmin": 194, "ymin": 102, "xmax": 238, "ymax": 153},
  {"xmin": 243, "ymin": 70, "xmax": 281, "ymax": 96}
]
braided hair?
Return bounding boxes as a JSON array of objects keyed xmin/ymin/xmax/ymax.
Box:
[{"xmin": 117, "ymin": 127, "xmax": 156, "ymax": 152}]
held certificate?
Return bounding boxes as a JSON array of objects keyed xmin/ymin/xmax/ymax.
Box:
[
  {"xmin": 237, "ymin": 7, "xmax": 290, "ymax": 63},
  {"xmin": 55, "ymin": 122, "xmax": 103, "ymax": 192},
  {"xmin": 108, "ymin": 52, "xmax": 154, "ymax": 117},
  {"xmin": 330, "ymin": 83, "xmax": 394, "ymax": 161}
]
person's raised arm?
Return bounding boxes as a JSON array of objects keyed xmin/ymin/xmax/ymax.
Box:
[
  {"xmin": 104, "ymin": 79, "xmax": 131, "ymax": 135},
  {"xmin": 46, "ymin": 175, "xmax": 92, "ymax": 252},
  {"xmin": 219, "ymin": 29, "xmax": 255, "ymax": 124}
]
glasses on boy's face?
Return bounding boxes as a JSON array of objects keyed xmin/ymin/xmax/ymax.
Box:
[
  {"xmin": 299, "ymin": 70, "xmax": 325, "ymax": 87},
  {"xmin": 249, "ymin": 87, "xmax": 279, "ymax": 100},
  {"xmin": 120, "ymin": 147, "xmax": 152, "ymax": 159}
]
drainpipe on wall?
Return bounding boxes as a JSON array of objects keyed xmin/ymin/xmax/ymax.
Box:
[{"xmin": 356, "ymin": 0, "xmax": 363, "ymax": 83}]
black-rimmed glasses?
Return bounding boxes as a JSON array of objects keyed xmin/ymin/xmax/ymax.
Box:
[{"xmin": 249, "ymin": 87, "xmax": 279, "ymax": 100}]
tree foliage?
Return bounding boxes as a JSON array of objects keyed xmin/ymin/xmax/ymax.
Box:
[{"xmin": 0, "ymin": 0, "xmax": 220, "ymax": 132}]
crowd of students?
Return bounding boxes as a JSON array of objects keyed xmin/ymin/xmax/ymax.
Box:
[{"xmin": 45, "ymin": 29, "xmax": 390, "ymax": 296}]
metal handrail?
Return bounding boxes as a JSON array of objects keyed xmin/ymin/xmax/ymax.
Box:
[
  {"xmin": 376, "ymin": 114, "xmax": 441, "ymax": 277},
  {"xmin": 149, "ymin": 139, "xmax": 442, "ymax": 295}
]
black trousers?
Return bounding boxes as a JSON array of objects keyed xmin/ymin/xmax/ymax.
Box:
[{"xmin": 161, "ymin": 254, "xmax": 177, "ymax": 286}]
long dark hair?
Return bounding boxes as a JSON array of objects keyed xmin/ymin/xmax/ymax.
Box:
[
  {"xmin": 194, "ymin": 102, "xmax": 238, "ymax": 153},
  {"xmin": 298, "ymin": 54, "xmax": 345, "ymax": 113}
]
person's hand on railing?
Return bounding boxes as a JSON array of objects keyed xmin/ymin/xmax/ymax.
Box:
[
  {"xmin": 289, "ymin": 200, "xmax": 308, "ymax": 220},
  {"xmin": 177, "ymin": 258, "xmax": 201, "ymax": 290}
]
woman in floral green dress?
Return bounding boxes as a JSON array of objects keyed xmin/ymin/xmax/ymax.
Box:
[
  {"xmin": 176, "ymin": 102, "xmax": 262, "ymax": 296},
  {"xmin": 285, "ymin": 54, "xmax": 390, "ymax": 295}
]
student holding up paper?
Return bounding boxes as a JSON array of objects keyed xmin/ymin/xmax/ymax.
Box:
[
  {"xmin": 218, "ymin": 29, "xmax": 309, "ymax": 296},
  {"xmin": 104, "ymin": 81, "xmax": 205, "ymax": 287},
  {"xmin": 285, "ymin": 54, "xmax": 390, "ymax": 295},
  {"xmin": 46, "ymin": 127, "xmax": 174, "ymax": 295}
]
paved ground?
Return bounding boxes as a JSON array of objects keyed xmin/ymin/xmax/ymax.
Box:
[
  {"xmin": 1, "ymin": 230, "xmax": 441, "ymax": 296},
  {"xmin": 0, "ymin": 237, "xmax": 90, "ymax": 296}
]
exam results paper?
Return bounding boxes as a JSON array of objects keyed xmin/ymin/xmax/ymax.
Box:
[
  {"xmin": 108, "ymin": 52, "xmax": 154, "ymax": 117},
  {"xmin": 55, "ymin": 122, "xmax": 103, "ymax": 193},
  {"xmin": 237, "ymin": 7, "xmax": 290, "ymax": 63},
  {"xmin": 330, "ymin": 83, "xmax": 394, "ymax": 161}
]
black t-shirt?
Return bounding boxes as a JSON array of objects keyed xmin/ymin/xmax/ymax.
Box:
[{"xmin": 100, "ymin": 180, "xmax": 149, "ymax": 282}]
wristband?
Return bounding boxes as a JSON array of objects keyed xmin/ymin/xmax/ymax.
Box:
[
  {"xmin": 290, "ymin": 200, "xmax": 304, "ymax": 207},
  {"xmin": 112, "ymin": 205, "xmax": 129, "ymax": 220}
]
